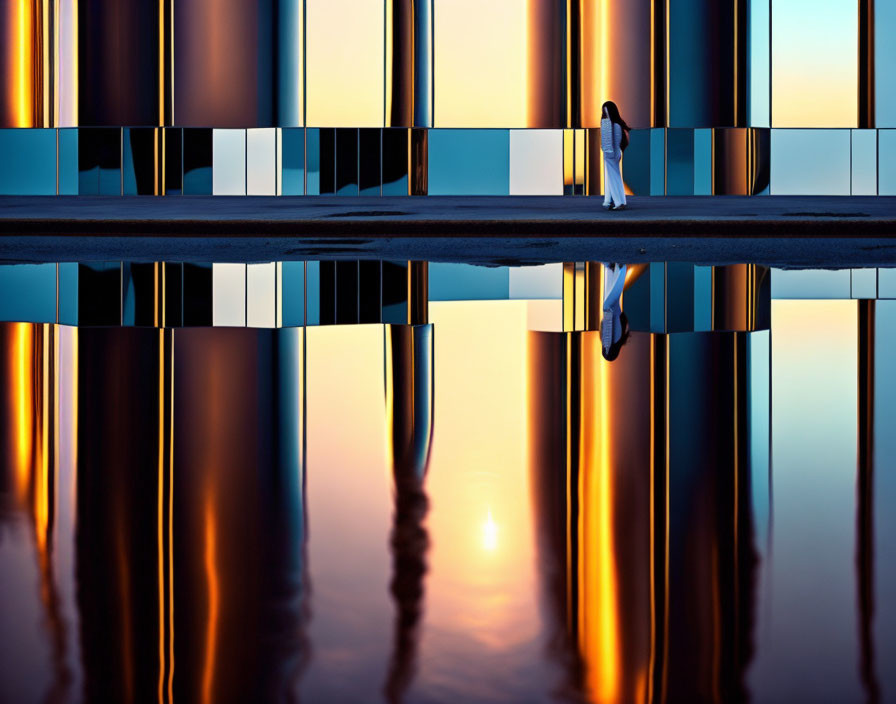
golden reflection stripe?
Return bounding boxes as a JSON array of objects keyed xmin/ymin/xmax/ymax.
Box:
[
  {"xmin": 594, "ymin": 348, "xmax": 620, "ymax": 701},
  {"xmin": 202, "ymin": 495, "xmax": 219, "ymax": 704},
  {"xmin": 157, "ymin": 330, "xmax": 166, "ymax": 703},
  {"xmin": 13, "ymin": 325, "xmax": 33, "ymax": 499},
  {"xmin": 168, "ymin": 332, "xmax": 175, "ymax": 703},
  {"xmin": 648, "ymin": 337, "xmax": 656, "ymax": 704},
  {"xmin": 158, "ymin": 0, "xmax": 164, "ymax": 126},
  {"xmin": 42, "ymin": 0, "xmax": 49, "ymax": 126},
  {"xmin": 600, "ymin": 0, "xmax": 609, "ymax": 110},
  {"xmin": 13, "ymin": 1, "xmax": 32, "ymax": 126},
  {"xmin": 35, "ymin": 325, "xmax": 50, "ymax": 554},
  {"xmin": 662, "ymin": 338, "xmax": 669, "ymax": 704},
  {"xmin": 662, "ymin": 0, "xmax": 672, "ymax": 126},
  {"xmin": 565, "ymin": 333, "xmax": 576, "ymax": 634},
  {"xmin": 650, "ymin": 0, "xmax": 655, "ymax": 124}
]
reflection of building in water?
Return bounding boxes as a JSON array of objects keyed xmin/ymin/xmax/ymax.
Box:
[
  {"xmin": 72, "ymin": 326, "xmax": 306, "ymax": 703},
  {"xmin": 529, "ymin": 263, "xmax": 770, "ymax": 702},
  {"xmin": 856, "ymin": 299, "xmax": 880, "ymax": 703},
  {"xmin": 0, "ymin": 323, "xmax": 75, "ymax": 702},
  {"xmin": 384, "ymin": 322, "xmax": 434, "ymax": 702}
]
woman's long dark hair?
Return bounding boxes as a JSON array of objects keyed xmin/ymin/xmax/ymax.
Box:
[{"xmin": 601, "ymin": 100, "xmax": 631, "ymax": 151}]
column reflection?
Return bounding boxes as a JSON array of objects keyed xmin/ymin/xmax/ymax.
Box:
[
  {"xmin": 384, "ymin": 323, "xmax": 434, "ymax": 702},
  {"xmin": 528, "ymin": 324, "xmax": 765, "ymax": 703}
]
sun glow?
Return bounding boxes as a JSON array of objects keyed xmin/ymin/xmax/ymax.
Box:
[{"xmin": 482, "ymin": 510, "xmax": 498, "ymax": 552}]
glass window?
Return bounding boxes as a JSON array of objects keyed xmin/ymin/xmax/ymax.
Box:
[
  {"xmin": 772, "ymin": 0, "xmax": 857, "ymax": 127},
  {"xmin": 306, "ymin": 0, "xmax": 384, "ymax": 127},
  {"xmin": 434, "ymin": 0, "xmax": 527, "ymax": 127},
  {"xmin": 770, "ymin": 129, "xmax": 850, "ymax": 195}
]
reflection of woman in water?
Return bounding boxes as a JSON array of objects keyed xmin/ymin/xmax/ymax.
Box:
[
  {"xmin": 601, "ymin": 101, "xmax": 631, "ymax": 211},
  {"xmin": 601, "ymin": 263, "xmax": 629, "ymax": 361}
]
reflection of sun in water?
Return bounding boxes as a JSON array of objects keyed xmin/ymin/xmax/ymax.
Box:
[{"xmin": 482, "ymin": 510, "xmax": 498, "ymax": 552}]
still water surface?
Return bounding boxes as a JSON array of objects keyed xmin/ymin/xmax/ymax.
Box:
[{"xmin": 2, "ymin": 297, "xmax": 896, "ymax": 703}]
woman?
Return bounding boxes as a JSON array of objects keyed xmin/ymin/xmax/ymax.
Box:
[
  {"xmin": 600, "ymin": 101, "xmax": 631, "ymax": 211},
  {"xmin": 601, "ymin": 262, "xmax": 629, "ymax": 361}
]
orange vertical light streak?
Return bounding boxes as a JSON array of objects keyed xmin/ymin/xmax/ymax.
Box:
[
  {"xmin": 202, "ymin": 495, "xmax": 219, "ymax": 704},
  {"xmin": 157, "ymin": 331, "xmax": 166, "ymax": 703},
  {"xmin": 647, "ymin": 336, "xmax": 656, "ymax": 704},
  {"xmin": 13, "ymin": 325, "xmax": 34, "ymax": 499},
  {"xmin": 18, "ymin": 1, "xmax": 31, "ymax": 126},
  {"xmin": 158, "ymin": 0, "xmax": 164, "ymax": 126},
  {"xmin": 595, "ymin": 354, "xmax": 621, "ymax": 701},
  {"xmin": 600, "ymin": 0, "xmax": 609, "ymax": 107},
  {"xmin": 167, "ymin": 332, "xmax": 175, "ymax": 704},
  {"xmin": 580, "ymin": 343, "xmax": 621, "ymax": 703},
  {"xmin": 34, "ymin": 325, "xmax": 50, "ymax": 555},
  {"xmin": 41, "ymin": 0, "xmax": 49, "ymax": 126}
]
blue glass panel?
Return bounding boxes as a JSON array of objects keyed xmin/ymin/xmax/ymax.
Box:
[
  {"xmin": 281, "ymin": 262, "xmax": 305, "ymax": 326},
  {"xmin": 649, "ymin": 262, "xmax": 666, "ymax": 331},
  {"xmin": 0, "ymin": 129, "xmax": 56, "ymax": 195},
  {"xmin": 694, "ymin": 265, "xmax": 713, "ymax": 330},
  {"xmin": 0, "ymin": 264, "xmax": 57, "ymax": 323},
  {"xmin": 305, "ymin": 261, "xmax": 320, "ymax": 325},
  {"xmin": 875, "ymin": 0, "xmax": 896, "ymax": 127},
  {"xmin": 879, "ymin": 268, "xmax": 896, "ymax": 299},
  {"xmin": 428, "ymin": 264, "xmax": 509, "ymax": 301},
  {"xmin": 879, "ymin": 130, "xmax": 896, "ymax": 195},
  {"xmin": 666, "ymin": 129, "xmax": 694, "ymax": 196},
  {"xmin": 694, "ymin": 129, "xmax": 712, "ymax": 194},
  {"xmin": 770, "ymin": 268, "xmax": 851, "ymax": 299},
  {"xmin": 650, "ymin": 129, "xmax": 665, "ymax": 195},
  {"xmin": 428, "ymin": 129, "xmax": 509, "ymax": 196},
  {"xmin": 666, "ymin": 262, "xmax": 695, "ymax": 331},
  {"xmin": 748, "ymin": 0, "xmax": 771, "ymax": 127},
  {"xmin": 59, "ymin": 129, "xmax": 79, "ymax": 195},
  {"xmin": 281, "ymin": 128, "xmax": 305, "ymax": 195},
  {"xmin": 621, "ymin": 129, "xmax": 649, "ymax": 195},
  {"xmin": 851, "ymin": 268, "xmax": 877, "ymax": 299},
  {"xmin": 58, "ymin": 263, "xmax": 79, "ymax": 326},
  {"xmin": 851, "ymin": 130, "xmax": 877, "ymax": 195},
  {"xmin": 770, "ymin": 129, "xmax": 850, "ymax": 195},
  {"xmin": 306, "ymin": 129, "xmax": 321, "ymax": 195}
]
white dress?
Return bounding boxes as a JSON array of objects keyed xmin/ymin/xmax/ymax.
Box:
[
  {"xmin": 601, "ymin": 118, "xmax": 626, "ymax": 207},
  {"xmin": 601, "ymin": 263, "xmax": 627, "ymax": 353}
]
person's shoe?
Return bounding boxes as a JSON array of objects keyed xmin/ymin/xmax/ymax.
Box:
[
  {"xmin": 612, "ymin": 204, "xmax": 626, "ymax": 211},
  {"xmin": 602, "ymin": 203, "xmax": 611, "ymax": 209}
]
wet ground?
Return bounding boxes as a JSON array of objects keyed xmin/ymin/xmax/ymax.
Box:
[{"xmin": 1, "ymin": 271, "xmax": 895, "ymax": 702}]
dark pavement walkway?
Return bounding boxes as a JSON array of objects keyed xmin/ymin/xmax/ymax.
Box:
[{"xmin": 2, "ymin": 195, "xmax": 895, "ymax": 267}]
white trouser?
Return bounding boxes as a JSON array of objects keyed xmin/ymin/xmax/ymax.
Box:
[
  {"xmin": 601, "ymin": 263, "xmax": 627, "ymax": 351},
  {"xmin": 603, "ymin": 154, "xmax": 626, "ymax": 207}
]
